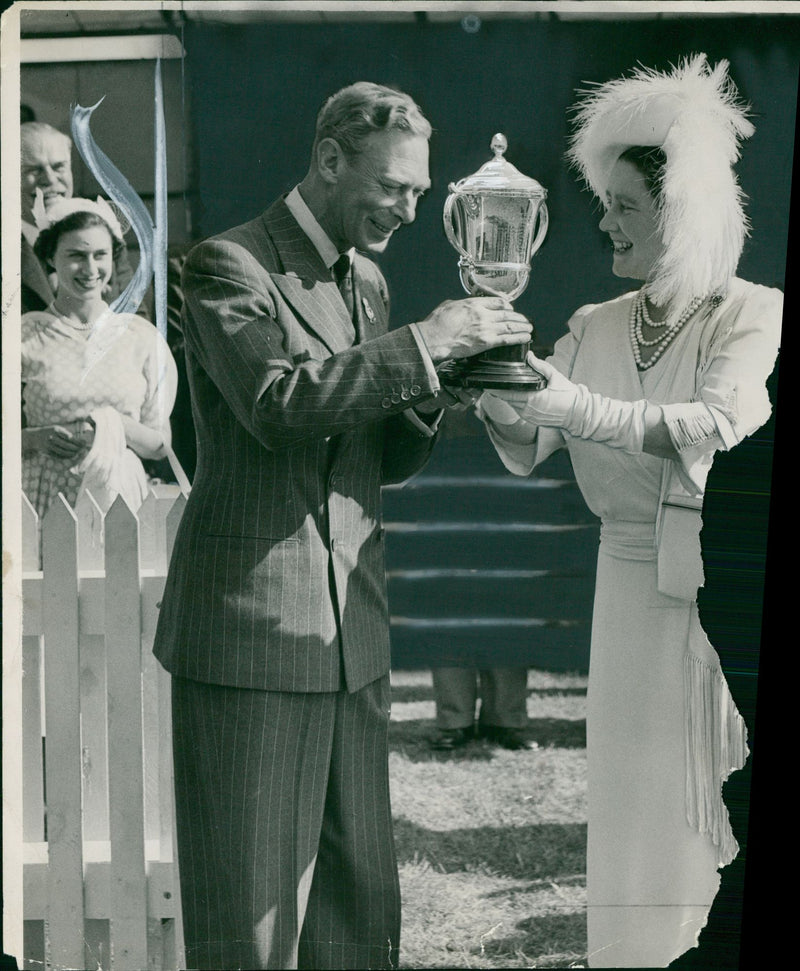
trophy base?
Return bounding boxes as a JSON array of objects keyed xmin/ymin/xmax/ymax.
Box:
[{"xmin": 439, "ymin": 357, "xmax": 547, "ymax": 391}]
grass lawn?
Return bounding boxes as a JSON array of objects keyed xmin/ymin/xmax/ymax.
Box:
[{"xmin": 389, "ymin": 669, "xmax": 588, "ymax": 969}]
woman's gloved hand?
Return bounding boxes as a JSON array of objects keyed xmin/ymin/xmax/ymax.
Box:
[
  {"xmin": 492, "ymin": 353, "xmax": 582, "ymax": 426},
  {"xmin": 489, "ymin": 352, "xmax": 648, "ymax": 454}
]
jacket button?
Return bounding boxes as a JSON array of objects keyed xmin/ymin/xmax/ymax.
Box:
[
  {"xmin": 401, "ymin": 388, "xmax": 410, "ymax": 401},
  {"xmin": 391, "ymin": 391, "xmax": 401, "ymax": 404},
  {"xmin": 381, "ymin": 397, "xmax": 392, "ymax": 409},
  {"xmin": 410, "ymin": 385, "xmax": 421, "ymax": 396}
]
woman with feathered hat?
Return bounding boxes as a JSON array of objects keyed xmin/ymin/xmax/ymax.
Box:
[{"xmin": 477, "ymin": 54, "xmax": 782, "ymax": 967}]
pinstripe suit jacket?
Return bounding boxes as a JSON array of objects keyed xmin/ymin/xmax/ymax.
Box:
[{"xmin": 153, "ymin": 197, "xmax": 440, "ymax": 693}]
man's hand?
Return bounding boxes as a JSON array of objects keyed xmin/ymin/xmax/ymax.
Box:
[
  {"xmin": 415, "ymin": 296, "xmax": 533, "ymax": 363},
  {"xmin": 479, "ymin": 391, "xmax": 525, "ymax": 425}
]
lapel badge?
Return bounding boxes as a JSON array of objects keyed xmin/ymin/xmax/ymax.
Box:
[{"xmin": 361, "ymin": 296, "xmax": 376, "ymax": 323}]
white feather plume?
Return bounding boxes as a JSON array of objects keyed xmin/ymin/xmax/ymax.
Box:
[{"xmin": 566, "ymin": 54, "xmax": 754, "ymax": 317}]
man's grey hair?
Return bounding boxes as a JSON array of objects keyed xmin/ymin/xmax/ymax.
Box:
[
  {"xmin": 21, "ymin": 120, "xmax": 73, "ymax": 153},
  {"xmin": 312, "ymin": 82, "xmax": 432, "ymax": 159}
]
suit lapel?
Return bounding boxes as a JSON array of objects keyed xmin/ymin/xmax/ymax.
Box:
[
  {"xmin": 261, "ymin": 200, "xmax": 356, "ymax": 355},
  {"xmin": 21, "ymin": 235, "xmax": 55, "ymax": 307},
  {"xmin": 352, "ymin": 260, "xmax": 388, "ymax": 342}
]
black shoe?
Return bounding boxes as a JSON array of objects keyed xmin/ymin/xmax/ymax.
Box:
[
  {"xmin": 430, "ymin": 726, "xmax": 475, "ymax": 751},
  {"xmin": 478, "ymin": 725, "xmax": 533, "ymax": 750}
]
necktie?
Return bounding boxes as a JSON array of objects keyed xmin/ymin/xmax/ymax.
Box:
[{"xmin": 333, "ymin": 253, "xmax": 355, "ymax": 321}]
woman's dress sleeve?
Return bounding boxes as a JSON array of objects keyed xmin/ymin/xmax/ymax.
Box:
[
  {"xmin": 139, "ymin": 325, "xmax": 179, "ymax": 434},
  {"xmin": 664, "ymin": 284, "xmax": 783, "ymax": 495}
]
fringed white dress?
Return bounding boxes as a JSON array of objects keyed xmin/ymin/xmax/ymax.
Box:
[{"xmin": 484, "ymin": 278, "xmax": 782, "ymax": 967}]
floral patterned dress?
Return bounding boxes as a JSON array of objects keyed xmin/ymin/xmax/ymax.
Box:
[{"xmin": 21, "ymin": 307, "xmax": 178, "ymax": 520}]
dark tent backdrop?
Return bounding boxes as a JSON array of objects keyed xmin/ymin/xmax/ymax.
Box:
[
  {"xmin": 184, "ymin": 15, "xmax": 796, "ymax": 347},
  {"xmin": 178, "ymin": 16, "xmax": 795, "ymax": 967}
]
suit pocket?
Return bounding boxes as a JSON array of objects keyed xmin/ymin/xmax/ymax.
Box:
[
  {"xmin": 199, "ymin": 534, "xmax": 331, "ymax": 640},
  {"xmin": 201, "ymin": 534, "xmax": 298, "ymax": 610}
]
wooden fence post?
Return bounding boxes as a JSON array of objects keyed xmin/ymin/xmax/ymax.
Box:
[
  {"xmin": 105, "ymin": 496, "xmax": 148, "ymax": 969},
  {"xmin": 140, "ymin": 486, "xmax": 182, "ymax": 849},
  {"xmin": 75, "ymin": 489, "xmax": 106, "ymax": 571},
  {"xmin": 21, "ymin": 491, "xmax": 39, "ymax": 572},
  {"xmin": 21, "ymin": 495, "xmax": 44, "ymax": 846},
  {"xmin": 75, "ymin": 492, "xmax": 111, "ymax": 848},
  {"xmin": 139, "ymin": 485, "xmax": 178, "ymax": 574},
  {"xmin": 162, "ymin": 492, "xmax": 187, "ymax": 970},
  {"xmin": 23, "ymin": 485, "xmax": 188, "ymax": 970},
  {"xmin": 41, "ymin": 495, "xmax": 86, "ymax": 970}
]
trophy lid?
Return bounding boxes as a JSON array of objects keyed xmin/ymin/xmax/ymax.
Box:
[{"xmin": 448, "ymin": 134, "xmax": 547, "ymax": 199}]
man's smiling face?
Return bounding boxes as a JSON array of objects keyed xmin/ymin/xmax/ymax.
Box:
[
  {"xmin": 21, "ymin": 129, "xmax": 74, "ymax": 222},
  {"xmin": 326, "ymin": 129, "xmax": 431, "ymax": 255}
]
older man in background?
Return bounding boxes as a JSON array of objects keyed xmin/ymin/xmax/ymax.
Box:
[{"xmin": 20, "ymin": 121, "xmax": 134, "ymax": 313}]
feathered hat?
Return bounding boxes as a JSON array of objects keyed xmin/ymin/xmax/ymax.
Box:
[
  {"xmin": 32, "ymin": 187, "xmax": 126, "ymax": 241},
  {"xmin": 566, "ymin": 53, "xmax": 754, "ymax": 314}
]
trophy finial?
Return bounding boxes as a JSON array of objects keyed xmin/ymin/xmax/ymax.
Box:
[{"xmin": 490, "ymin": 133, "xmax": 508, "ymax": 158}]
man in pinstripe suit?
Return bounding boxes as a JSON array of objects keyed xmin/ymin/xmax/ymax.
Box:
[{"xmin": 153, "ymin": 82, "xmax": 532, "ymax": 970}]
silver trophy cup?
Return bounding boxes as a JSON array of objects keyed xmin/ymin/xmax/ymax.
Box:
[{"xmin": 441, "ymin": 134, "xmax": 549, "ymax": 389}]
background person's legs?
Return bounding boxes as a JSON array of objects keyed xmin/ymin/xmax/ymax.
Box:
[
  {"xmin": 430, "ymin": 667, "xmax": 479, "ymax": 750},
  {"xmin": 431, "ymin": 667, "xmax": 478, "ymax": 729},
  {"xmin": 476, "ymin": 669, "xmax": 532, "ymax": 749},
  {"xmin": 477, "ymin": 668, "xmax": 529, "ymax": 728}
]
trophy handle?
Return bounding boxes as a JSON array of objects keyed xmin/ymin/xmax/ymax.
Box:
[
  {"xmin": 530, "ymin": 202, "xmax": 549, "ymax": 257},
  {"xmin": 442, "ymin": 192, "xmax": 471, "ymax": 261}
]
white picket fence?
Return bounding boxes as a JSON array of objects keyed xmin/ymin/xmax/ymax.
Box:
[{"xmin": 21, "ymin": 486, "xmax": 187, "ymax": 971}]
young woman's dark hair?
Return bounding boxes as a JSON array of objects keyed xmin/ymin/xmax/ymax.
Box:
[{"xmin": 34, "ymin": 210, "xmax": 126, "ymax": 267}]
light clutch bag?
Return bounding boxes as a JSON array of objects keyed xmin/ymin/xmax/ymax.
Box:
[{"xmin": 656, "ymin": 491, "xmax": 705, "ymax": 601}]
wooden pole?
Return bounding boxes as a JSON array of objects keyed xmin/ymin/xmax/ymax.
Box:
[
  {"xmin": 41, "ymin": 495, "xmax": 86, "ymax": 969},
  {"xmin": 21, "ymin": 496, "xmax": 44, "ymax": 844},
  {"xmin": 104, "ymin": 496, "xmax": 148, "ymax": 968}
]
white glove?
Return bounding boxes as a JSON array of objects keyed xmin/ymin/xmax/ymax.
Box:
[
  {"xmin": 493, "ymin": 352, "xmax": 648, "ymax": 454},
  {"xmin": 496, "ymin": 354, "xmax": 582, "ymax": 426}
]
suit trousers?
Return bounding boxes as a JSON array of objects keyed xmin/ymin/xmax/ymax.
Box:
[
  {"xmin": 431, "ymin": 667, "xmax": 529, "ymax": 730},
  {"xmin": 171, "ymin": 674, "xmax": 400, "ymax": 970}
]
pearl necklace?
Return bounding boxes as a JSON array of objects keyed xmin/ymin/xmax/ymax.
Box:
[
  {"xmin": 637, "ymin": 291, "xmax": 666, "ymax": 330},
  {"xmin": 50, "ymin": 301, "xmax": 100, "ymax": 331},
  {"xmin": 629, "ymin": 290, "xmax": 705, "ymax": 370}
]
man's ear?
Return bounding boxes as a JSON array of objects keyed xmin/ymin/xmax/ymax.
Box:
[{"xmin": 316, "ymin": 137, "xmax": 346, "ymax": 185}]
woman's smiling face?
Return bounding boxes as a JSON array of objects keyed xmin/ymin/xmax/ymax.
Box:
[
  {"xmin": 51, "ymin": 224, "xmax": 114, "ymax": 305},
  {"xmin": 598, "ymin": 157, "xmax": 665, "ymax": 282}
]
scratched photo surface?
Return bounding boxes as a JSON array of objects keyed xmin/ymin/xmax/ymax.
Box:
[{"xmin": 2, "ymin": 3, "xmax": 795, "ymax": 970}]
